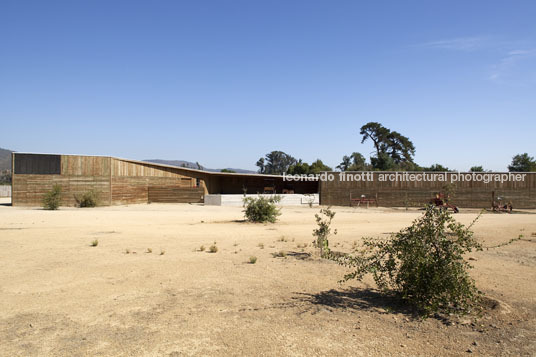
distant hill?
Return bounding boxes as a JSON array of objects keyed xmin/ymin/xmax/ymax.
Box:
[
  {"xmin": 145, "ymin": 159, "xmax": 255, "ymax": 174},
  {"xmin": 0, "ymin": 147, "xmax": 13, "ymax": 171}
]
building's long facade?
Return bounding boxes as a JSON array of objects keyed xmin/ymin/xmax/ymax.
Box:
[{"xmin": 11, "ymin": 153, "xmax": 318, "ymax": 206}]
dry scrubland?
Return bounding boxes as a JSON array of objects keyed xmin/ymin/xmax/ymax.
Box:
[{"xmin": 1, "ymin": 198, "xmax": 535, "ymax": 356}]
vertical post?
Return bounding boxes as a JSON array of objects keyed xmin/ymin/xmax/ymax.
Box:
[
  {"xmin": 109, "ymin": 157, "xmax": 112, "ymax": 206},
  {"xmin": 11, "ymin": 152, "xmax": 15, "ymax": 206}
]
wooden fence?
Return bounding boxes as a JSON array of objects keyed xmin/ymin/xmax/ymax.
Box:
[
  {"xmin": 319, "ymin": 172, "xmax": 536, "ymax": 208},
  {"xmin": 148, "ymin": 187, "xmax": 205, "ymax": 203}
]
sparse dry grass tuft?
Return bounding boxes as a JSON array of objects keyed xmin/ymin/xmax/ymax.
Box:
[{"xmin": 272, "ymin": 250, "xmax": 287, "ymax": 258}]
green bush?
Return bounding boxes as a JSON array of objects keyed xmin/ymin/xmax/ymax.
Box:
[
  {"xmin": 42, "ymin": 184, "xmax": 62, "ymax": 210},
  {"xmin": 330, "ymin": 205, "xmax": 483, "ymax": 316},
  {"xmin": 75, "ymin": 190, "xmax": 98, "ymax": 207},
  {"xmin": 243, "ymin": 195, "xmax": 281, "ymax": 223}
]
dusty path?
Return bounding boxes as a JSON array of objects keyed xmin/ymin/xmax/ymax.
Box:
[{"xmin": 1, "ymin": 202, "xmax": 535, "ymax": 356}]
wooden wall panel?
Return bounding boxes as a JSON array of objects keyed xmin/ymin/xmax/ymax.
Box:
[
  {"xmin": 112, "ymin": 159, "xmax": 192, "ymax": 178},
  {"xmin": 148, "ymin": 187, "xmax": 204, "ymax": 203},
  {"xmin": 111, "ymin": 176, "xmax": 200, "ymax": 205},
  {"xmin": 320, "ymin": 172, "xmax": 536, "ymax": 208},
  {"xmin": 12, "ymin": 175, "xmax": 110, "ymax": 207},
  {"xmin": 111, "ymin": 177, "xmax": 150, "ymax": 205},
  {"xmin": 61, "ymin": 155, "xmax": 110, "ymax": 176}
]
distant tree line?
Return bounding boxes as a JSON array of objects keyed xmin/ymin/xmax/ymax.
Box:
[
  {"xmin": 256, "ymin": 151, "xmax": 332, "ymax": 175},
  {"xmin": 255, "ymin": 122, "xmax": 536, "ymax": 174}
]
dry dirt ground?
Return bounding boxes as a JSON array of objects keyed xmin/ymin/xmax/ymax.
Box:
[{"xmin": 1, "ymin": 199, "xmax": 535, "ymax": 356}]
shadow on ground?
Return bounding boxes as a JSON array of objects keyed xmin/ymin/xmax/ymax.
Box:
[
  {"xmin": 293, "ymin": 288, "xmax": 416, "ymax": 317},
  {"xmin": 285, "ymin": 251, "xmax": 312, "ymax": 260}
]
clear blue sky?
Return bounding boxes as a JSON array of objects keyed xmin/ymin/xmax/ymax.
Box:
[{"xmin": 1, "ymin": 1, "xmax": 535, "ymax": 171}]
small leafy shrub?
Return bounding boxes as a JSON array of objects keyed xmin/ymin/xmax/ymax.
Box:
[
  {"xmin": 312, "ymin": 207, "xmax": 337, "ymax": 258},
  {"xmin": 243, "ymin": 195, "xmax": 282, "ymax": 223},
  {"xmin": 249, "ymin": 256, "xmax": 257, "ymax": 264},
  {"xmin": 146, "ymin": 248, "xmax": 152, "ymax": 253},
  {"xmin": 199, "ymin": 245, "xmax": 206, "ymax": 252},
  {"xmin": 43, "ymin": 184, "xmax": 62, "ymax": 210},
  {"xmin": 330, "ymin": 206, "xmax": 482, "ymax": 316},
  {"xmin": 209, "ymin": 244, "xmax": 218, "ymax": 253},
  {"xmin": 75, "ymin": 190, "xmax": 98, "ymax": 208},
  {"xmin": 90, "ymin": 239, "xmax": 99, "ymax": 247}
]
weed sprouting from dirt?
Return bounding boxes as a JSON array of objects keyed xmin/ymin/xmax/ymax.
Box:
[
  {"xmin": 90, "ymin": 239, "xmax": 98, "ymax": 247},
  {"xmin": 312, "ymin": 207, "xmax": 337, "ymax": 258},
  {"xmin": 249, "ymin": 256, "xmax": 257, "ymax": 264},
  {"xmin": 272, "ymin": 250, "xmax": 287, "ymax": 258}
]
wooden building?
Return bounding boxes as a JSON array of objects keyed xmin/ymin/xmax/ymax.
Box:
[
  {"xmin": 11, "ymin": 153, "xmax": 535, "ymax": 208},
  {"xmin": 11, "ymin": 153, "xmax": 318, "ymax": 207}
]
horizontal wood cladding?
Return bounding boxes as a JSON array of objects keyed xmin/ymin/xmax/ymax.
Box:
[
  {"xmin": 12, "ymin": 175, "xmax": 110, "ymax": 207},
  {"xmin": 148, "ymin": 187, "xmax": 204, "ymax": 203},
  {"xmin": 111, "ymin": 177, "xmax": 149, "ymax": 205},
  {"xmin": 61, "ymin": 155, "xmax": 110, "ymax": 176},
  {"xmin": 111, "ymin": 176, "xmax": 199, "ymax": 205},
  {"xmin": 320, "ymin": 172, "xmax": 536, "ymax": 208}
]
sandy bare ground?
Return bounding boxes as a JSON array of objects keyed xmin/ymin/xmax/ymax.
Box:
[{"xmin": 1, "ymin": 200, "xmax": 535, "ymax": 356}]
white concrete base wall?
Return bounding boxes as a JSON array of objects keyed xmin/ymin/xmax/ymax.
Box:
[
  {"xmin": 0, "ymin": 186, "xmax": 11, "ymax": 197},
  {"xmin": 204, "ymin": 194, "xmax": 319, "ymax": 206}
]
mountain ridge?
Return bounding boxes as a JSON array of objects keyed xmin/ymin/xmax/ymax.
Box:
[
  {"xmin": 0, "ymin": 148, "xmax": 13, "ymax": 171},
  {"xmin": 144, "ymin": 159, "xmax": 256, "ymax": 173}
]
